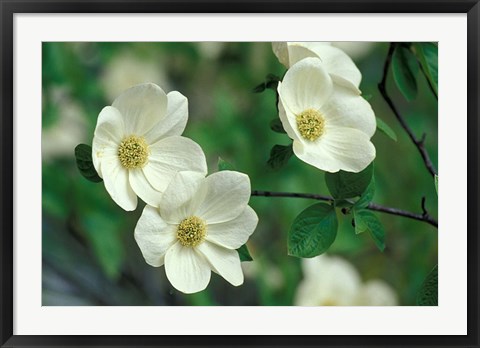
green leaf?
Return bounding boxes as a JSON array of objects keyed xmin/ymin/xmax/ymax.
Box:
[
  {"xmin": 353, "ymin": 210, "xmax": 385, "ymax": 251},
  {"xmin": 217, "ymin": 157, "xmax": 235, "ymax": 171},
  {"xmin": 376, "ymin": 117, "xmax": 397, "ymax": 141},
  {"xmin": 413, "ymin": 42, "xmax": 438, "ymax": 98},
  {"xmin": 434, "ymin": 174, "xmax": 438, "ymax": 194},
  {"xmin": 267, "ymin": 144, "xmax": 293, "ymax": 171},
  {"xmin": 270, "ymin": 118, "xmax": 286, "ymax": 134},
  {"xmin": 253, "ymin": 74, "xmax": 280, "ymax": 93},
  {"xmin": 417, "ymin": 265, "xmax": 438, "ymax": 306},
  {"xmin": 354, "ymin": 176, "xmax": 376, "ymax": 209},
  {"xmin": 75, "ymin": 144, "xmax": 102, "ymax": 183},
  {"xmin": 237, "ymin": 244, "xmax": 253, "ymax": 262},
  {"xmin": 362, "ymin": 94, "xmax": 372, "ymax": 101},
  {"xmin": 288, "ymin": 203, "xmax": 338, "ymax": 258},
  {"xmin": 352, "ymin": 209, "xmax": 368, "ymax": 234},
  {"xmin": 392, "ymin": 44, "xmax": 419, "ymax": 101},
  {"xmin": 325, "ymin": 163, "xmax": 374, "ymax": 200}
]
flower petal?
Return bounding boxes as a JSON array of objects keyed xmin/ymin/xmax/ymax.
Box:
[
  {"xmin": 134, "ymin": 205, "xmax": 178, "ymax": 267},
  {"xmin": 289, "ymin": 43, "xmax": 362, "ymax": 92},
  {"xmin": 195, "ymin": 171, "xmax": 251, "ymax": 224},
  {"xmin": 143, "ymin": 91, "xmax": 188, "ymax": 144},
  {"xmin": 112, "ymin": 83, "xmax": 168, "ymax": 136},
  {"xmin": 143, "ymin": 136, "xmax": 207, "ymax": 192},
  {"xmin": 356, "ymin": 280, "xmax": 398, "ymax": 306},
  {"xmin": 293, "ymin": 127, "xmax": 375, "ymax": 173},
  {"xmin": 271, "ymin": 42, "xmax": 290, "ymax": 67},
  {"xmin": 278, "ymin": 57, "xmax": 333, "ymax": 115},
  {"xmin": 197, "ymin": 241, "xmax": 244, "ymax": 286},
  {"xmin": 101, "ymin": 155, "xmax": 137, "ymax": 211},
  {"xmin": 92, "ymin": 106, "xmax": 125, "ymax": 176},
  {"xmin": 164, "ymin": 242, "xmax": 211, "ymax": 294},
  {"xmin": 321, "ymin": 84, "xmax": 376, "ymax": 138},
  {"xmin": 206, "ymin": 206, "xmax": 258, "ymax": 249},
  {"xmin": 286, "ymin": 42, "xmax": 322, "ymax": 66},
  {"xmin": 129, "ymin": 169, "xmax": 163, "ymax": 207},
  {"xmin": 159, "ymin": 171, "xmax": 206, "ymax": 223},
  {"xmin": 277, "ymin": 94, "xmax": 300, "ymax": 141},
  {"xmin": 295, "ymin": 255, "xmax": 362, "ymax": 306}
]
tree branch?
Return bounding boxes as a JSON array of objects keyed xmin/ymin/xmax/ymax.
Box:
[
  {"xmin": 378, "ymin": 43, "xmax": 438, "ymax": 177},
  {"xmin": 251, "ymin": 190, "xmax": 437, "ymax": 228}
]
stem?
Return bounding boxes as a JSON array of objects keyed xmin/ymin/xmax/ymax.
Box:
[
  {"xmin": 251, "ymin": 190, "xmax": 438, "ymax": 228},
  {"xmin": 378, "ymin": 43, "xmax": 438, "ymax": 177}
]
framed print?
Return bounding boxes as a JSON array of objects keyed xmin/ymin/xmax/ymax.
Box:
[{"xmin": 1, "ymin": 1, "xmax": 479, "ymax": 347}]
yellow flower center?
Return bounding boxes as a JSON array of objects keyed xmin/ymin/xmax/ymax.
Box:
[
  {"xmin": 296, "ymin": 109, "xmax": 325, "ymax": 141},
  {"xmin": 117, "ymin": 135, "xmax": 149, "ymax": 169},
  {"xmin": 176, "ymin": 216, "xmax": 207, "ymax": 247}
]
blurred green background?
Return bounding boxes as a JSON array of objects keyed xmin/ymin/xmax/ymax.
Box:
[{"xmin": 42, "ymin": 42, "xmax": 438, "ymax": 306}]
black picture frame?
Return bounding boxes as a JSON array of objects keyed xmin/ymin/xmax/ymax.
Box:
[{"xmin": 1, "ymin": 1, "xmax": 478, "ymax": 347}]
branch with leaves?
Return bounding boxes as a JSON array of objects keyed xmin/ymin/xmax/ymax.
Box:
[
  {"xmin": 251, "ymin": 190, "xmax": 438, "ymax": 228},
  {"xmin": 379, "ymin": 42, "xmax": 438, "ymax": 177}
]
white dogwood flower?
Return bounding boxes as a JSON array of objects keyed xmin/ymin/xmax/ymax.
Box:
[
  {"xmin": 295, "ymin": 255, "xmax": 398, "ymax": 306},
  {"xmin": 134, "ymin": 170, "xmax": 258, "ymax": 294},
  {"xmin": 92, "ymin": 83, "xmax": 207, "ymax": 211},
  {"xmin": 277, "ymin": 57, "xmax": 376, "ymax": 173},
  {"xmin": 272, "ymin": 41, "xmax": 362, "ymax": 92}
]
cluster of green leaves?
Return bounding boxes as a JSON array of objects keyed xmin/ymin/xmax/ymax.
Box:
[
  {"xmin": 392, "ymin": 42, "xmax": 438, "ymax": 101},
  {"xmin": 391, "ymin": 42, "xmax": 439, "ymax": 306},
  {"xmin": 288, "ymin": 163, "xmax": 385, "ymax": 258}
]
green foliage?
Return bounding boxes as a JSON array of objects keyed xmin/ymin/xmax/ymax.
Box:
[
  {"xmin": 81, "ymin": 210, "xmax": 126, "ymax": 280},
  {"xmin": 434, "ymin": 174, "xmax": 438, "ymax": 194},
  {"xmin": 376, "ymin": 117, "xmax": 397, "ymax": 141},
  {"xmin": 288, "ymin": 203, "xmax": 338, "ymax": 258},
  {"xmin": 217, "ymin": 157, "xmax": 235, "ymax": 171},
  {"xmin": 325, "ymin": 163, "xmax": 374, "ymax": 200},
  {"xmin": 75, "ymin": 144, "xmax": 102, "ymax": 183},
  {"xmin": 417, "ymin": 265, "xmax": 438, "ymax": 305},
  {"xmin": 413, "ymin": 43, "xmax": 438, "ymax": 98},
  {"xmin": 42, "ymin": 42, "xmax": 438, "ymax": 306},
  {"xmin": 267, "ymin": 144, "xmax": 293, "ymax": 170},
  {"xmin": 270, "ymin": 118, "xmax": 286, "ymax": 134},
  {"xmin": 352, "ymin": 209, "xmax": 385, "ymax": 251},
  {"xmin": 237, "ymin": 244, "xmax": 253, "ymax": 262},
  {"xmin": 354, "ymin": 176, "xmax": 376, "ymax": 209},
  {"xmin": 392, "ymin": 44, "xmax": 419, "ymax": 101},
  {"xmin": 253, "ymin": 73, "xmax": 280, "ymax": 93}
]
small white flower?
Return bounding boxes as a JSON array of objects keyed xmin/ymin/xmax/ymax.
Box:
[
  {"xmin": 277, "ymin": 57, "xmax": 376, "ymax": 173},
  {"xmin": 272, "ymin": 41, "xmax": 362, "ymax": 92},
  {"xmin": 355, "ymin": 280, "xmax": 398, "ymax": 306},
  {"xmin": 134, "ymin": 170, "xmax": 258, "ymax": 294},
  {"xmin": 101, "ymin": 52, "xmax": 170, "ymax": 102},
  {"xmin": 295, "ymin": 255, "xmax": 398, "ymax": 306},
  {"xmin": 43, "ymin": 87, "xmax": 87, "ymax": 162},
  {"xmin": 92, "ymin": 83, "xmax": 207, "ymax": 211}
]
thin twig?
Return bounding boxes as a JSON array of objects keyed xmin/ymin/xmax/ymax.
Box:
[
  {"xmin": 251, "ymin": 190, "xmax": 438, "ymax": 228},
  {"xmin": 378, "ymin": 43, "xmax": 438, "ymax": 177}
]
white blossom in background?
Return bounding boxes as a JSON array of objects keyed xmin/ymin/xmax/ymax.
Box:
[
  {"xmin": 42, "ymin": 87, "xmax": 88, "ymax": 162},
  {"xmin": 272, "ymin": 41, "xmax": 362, "ymax": 92},
  {"xmin": 331, "ymin": 42, "xmax": 376, "ymax": 61},
  {"xmin": 101, "ymin": 52, "xmax": 170, "ymax": 102},
  {"xmin": 277, "ymin": 57, "xmax": 376, "ymax": 173},
  {"xmin": 196, "ymin": 42, "xmax": 226, "ymax": 60},
  {"xmin": 134, "ymin": 170, "xmax": 258, "ymax": 294},
  {"xmin": 92, "ymin": 83, "xmax": 207, "ymax": 211},
  {"xmin": 295, "ymin": 255, "xmax": 398, "ymax": 306}
]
